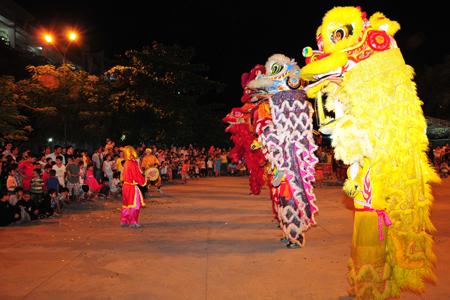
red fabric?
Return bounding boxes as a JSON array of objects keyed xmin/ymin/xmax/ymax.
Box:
[
  {"xmin": 19, "ymin": 161, "xmax": 34, "ymax": 191},
  {"xmin": 85, "ymin": 170, "xmax": 99, "ymax": 191},
  {"xmin": 122, "ymin": 160, "xmax": 146, "ymax": 209},
  {"xmin": 228, "ymin": 123, "xmax": 266, "ymax": 195}
]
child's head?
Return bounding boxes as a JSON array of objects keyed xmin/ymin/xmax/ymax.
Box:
[
  {"xmin": 14, "ymin": 187, "xmax": 24, "ymax": 196},
  {"xmin": 47, "ymin": 188, "xmax": 57, "ymax": 198},
  {"xmin": 0, "ymin": 191, "xmax": 10, "ymax": 202},
  {"xmin": 113, "ymin": 172, "xmax": 120, "ymax": 179},
  {"xmin": 23, "ymin": 190, "xmax": 31, "ymax": 201},
  {"xmin": 66, "ymin": 155, "xmax": 74, "ymax": 163},
  {"xmin": 33, "ymin": 168, "xmax": 41, "ymax": 177},
  {"xmin": 78, "ymin": 161, "xmax": 85, "ymax": 168},
  {"xmin": 55, "ymin": 156, "xmax": 63, "ymax": 165},
  {"xmin": 87, "ymin": 163, "xmax": 94, "ymax": 171},
  {"xmin": 44, "ymin": 164, "xmax": 52, "ymax": 173},
  {"xmin": 102, "ymin": 177, "xmax": 109, "ymax": 183},
  {"xmin": 61, "ymin": 187, "xmax": 69, "ymax": 195},
  {"xmin": 49, "ymin": 169, "xmax": 56, "ymax": 177},
  {"xmin": 46, "ymin": 157, "xmax": 52, "ymax": 164},
  {"xmin": 7, "ymin": 167, "xmax": 16, "ymax": 176}
]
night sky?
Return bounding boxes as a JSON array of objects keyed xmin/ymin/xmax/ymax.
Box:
[{"xmin": 15, "ymin": 1, "xmax": 449, "ymax": 109}]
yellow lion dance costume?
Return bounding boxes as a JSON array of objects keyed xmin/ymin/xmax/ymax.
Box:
[{"xmin": 301, "ymin": 6, "xmax": 440, "ymax": 299}]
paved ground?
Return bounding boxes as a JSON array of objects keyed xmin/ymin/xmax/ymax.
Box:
[{"xmin": 1, "ymin": 176, "xmax": 449, "ymax": 300}]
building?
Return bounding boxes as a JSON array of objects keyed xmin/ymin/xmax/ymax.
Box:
[{"xmin": 0, "ymin": 0, "xmax": 103, "ymax": 74}]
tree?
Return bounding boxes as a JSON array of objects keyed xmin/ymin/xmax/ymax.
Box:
[
  {"xmin": 94, "ymin": 41, "xmax": 227, "ymax": 146},
  {"xmin": 15, "ymin": 64, "xmax": 99, "ymax": 147}
]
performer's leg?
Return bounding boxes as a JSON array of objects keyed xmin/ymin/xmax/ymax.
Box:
[
  {"xmin": 129, "ymin": 207, "xmax": 140, "ymax": 225},
  {"xmin": 120, "ymin": 208, "xmax": 131, "ymax": 225},
  {"xmin": 348, "ymin": 211, "xmax": 391, "ymax": 299},
  {"xmin": 129, "ymin": 196, "xmax": 142, "ymax": 226}
]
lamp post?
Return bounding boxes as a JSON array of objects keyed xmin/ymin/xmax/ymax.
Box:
[{"xmin": 44, "ymin": 32, "xmax": 77, "ymax": 145}]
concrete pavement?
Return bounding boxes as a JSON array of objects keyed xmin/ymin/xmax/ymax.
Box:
[{"xmin": 0, "ymin": 176, "xmax": 449, "ymax": 300}]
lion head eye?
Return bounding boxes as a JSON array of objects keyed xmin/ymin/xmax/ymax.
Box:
[
  {"xmin": 270, "ymin": 63, "xmax": 284, "ymax": 75},
  {"xmin": 330, "ymin": 24, "xmax": 354, "ymax": 44}
]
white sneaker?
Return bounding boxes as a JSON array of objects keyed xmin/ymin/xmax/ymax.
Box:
[{"xmin": 157, "ymin": 189, "xmax": 164, "ymax": 195}]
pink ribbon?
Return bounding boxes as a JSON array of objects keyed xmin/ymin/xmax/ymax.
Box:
[{"xmin": 355, "ymin": 207, "xmax": 392, "ymax": 241}]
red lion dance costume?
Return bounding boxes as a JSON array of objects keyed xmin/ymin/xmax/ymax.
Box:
[
  {"xmin": 120, "ymin": 146, "xmax": 146, "ymax": 228},
  {"xmin": 223, "ymin": 65, "xmax": 267, "ymax": 196}
]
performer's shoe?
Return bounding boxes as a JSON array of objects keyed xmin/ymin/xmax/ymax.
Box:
[
  {"xmin": 129, "ymin": 223, "xmax": 143, "ymax": 228},
  {"xmin": 157, "ymin": 189, "xmax": 164, "ymax": 195},
  {"xmin": 120, "ymin": 223, "xmax": 129, "ymax": 227},
  {"xmin": 286, "ymin": 242, "xmax": 300, "ymax": 249},
  {"xmin": 280, "ymin": 237, "xmax": 288, "ymax": 243}
]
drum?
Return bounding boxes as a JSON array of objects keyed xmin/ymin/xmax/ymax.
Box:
[{"xmin": 145, "ymin": 167, "xmax": 160, "ymax": 181}]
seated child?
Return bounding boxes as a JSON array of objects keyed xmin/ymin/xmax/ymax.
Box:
[
  {"xmin": 97, "ymin": 177, "xmax": 110, "ymax": 198},
  {"xmin": 110, "ymin": 172, "xmax": 121, "ymax": 198},
  {"xmin": 440, "ymin": 161, "xmax": 449, "ymax": 178},
  {"xmin": 0, "ymin": 191, "xmax": 21, "ymax": 226},
  {"xmin": 39, "ymin": 189, "xmax": 56, "ymax": 218},
  {"xmin": 9, "ymin": 187, "xmax": 24, "ymax": 206},
  {"xmin": 57, "ymin": 187, "xmax": 69, "ymax": 207},
  {"xmin": 16, "ymin": 191, "xmax": 39, "ymax": 220}
]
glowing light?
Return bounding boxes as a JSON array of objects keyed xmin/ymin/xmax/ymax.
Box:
[
  {"xmin": 69, "ymin": 32, "xmax": 76, "ymax": 40},
  {"xmin": 44, "ymin": 35, "xmax": 52, "ymax": 43}
]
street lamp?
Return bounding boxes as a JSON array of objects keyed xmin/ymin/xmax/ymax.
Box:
[{"xmin": 44, "ymin": 32, "xmax": 78, "ymax": 145}]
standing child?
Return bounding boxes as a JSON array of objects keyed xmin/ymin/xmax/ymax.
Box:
[
  {"xmin": 207, "ymin": 157, "xmax": 213, "ymax": 177},
  {"xmin": 45, "ymin": 170, "xmax": 60, "ymax": 198},
  {"xmin": 181, "ymin": 161, "xmax": 190, "ymax": 184},
  {"xmin": 42, "ymin": 164, "xmax": 52, "ymax": 193},
  {"xmin": 85, "ymin": 164, "xmax": 99, "ymax": 196},
  {"xmin": 103, "ymin": 154, "xmax": 113, "ymax": 186},
  {"xmin": 18, "ymin": 153, "xmax": 36, "ymax": 191},
  {"xmin": 214, "ymin": 155, "xmax": 221, "ymax": 177},
  {"xmin": 30, "ymin": 168, "xmax": 44, "ymax": 202},
  {"xmin": 52, "ymin": 156, "xmax": 66, "ymax": 189},
  {"xmin": 65, "ymin": 156, "xmax": 81, "ymax": 202},
  {"xmin": 200, "ymin": 156, "xmax": 206, "ymax": 177},
  {"xmin": 6, "ymin": 167, "xmax": 19, "ymax": 195}
]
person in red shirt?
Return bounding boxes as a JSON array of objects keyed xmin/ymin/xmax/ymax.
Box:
[
  {"xmin": 181, "ymin": 161, "xmax": 190, "ymax": 184},
  {"xmin": 120, "ymin": 146, "xmax": 146, "ymax": 228},
  {"xmin": 42, "ymin": 164, "xmax": 52, "ymax": 193},
  {"xmin": 18, "ymin": 153, "xmax": 36, "ymax": 191}
]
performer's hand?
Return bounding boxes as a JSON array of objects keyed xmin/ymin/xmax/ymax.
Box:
[{"xmin": 344, "ymin": 179, "xmax": 361, "ymax": 198}]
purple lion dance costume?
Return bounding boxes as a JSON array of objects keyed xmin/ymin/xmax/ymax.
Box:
[{"xmin": 249, "ymin": 54, "xmax": 319, "ymax": 248}]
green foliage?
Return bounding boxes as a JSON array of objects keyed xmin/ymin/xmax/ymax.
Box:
[
  {"xmin": 1, "ymin": 41, "xmax": 228, "ymax": 148},
  {"xmin": 0, "ymin": 76, "xmax": 30, "ymax": 142},
  {"xmin": 97, "ymin": 41, "xmax": 227, "ymax": 146}
]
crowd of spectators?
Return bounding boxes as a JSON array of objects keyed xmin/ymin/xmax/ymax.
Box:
[
  {"xmin": 0, "ymin": 140, "xmax": 245, "ymax": 226},
  {"xmin": 3, "ymin": 139, "xmax": 447, "ymax": 226}
]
